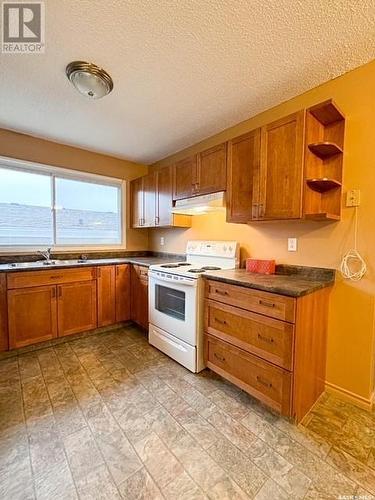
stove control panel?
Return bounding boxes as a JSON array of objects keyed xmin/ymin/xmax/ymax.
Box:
[{"xmin": 186, "ymin": 240, "xmax": 239, "ymax": 259}]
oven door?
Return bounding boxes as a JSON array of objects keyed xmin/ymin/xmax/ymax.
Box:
[{"xmin": 149, "ymin": 272, "xmax": 197, "ymax": 346}]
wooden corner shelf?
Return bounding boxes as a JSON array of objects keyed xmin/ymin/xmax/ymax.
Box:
[
  {"xmin": 303, "ymin": 100, "xmax": 345, "ymax": 222},
  {"xmin": 308, "ymin": 99, "xmax": 345, "ymax": 125},
  {"xmin": 306, "ymin": 178, "xmax": 342, "ymax": 193},
  {"xmin": 304, "ymin": 213, "xmax": 341, "ymax": 221},
  {"xmin": 308, "ymin": 142, "xmax": 343, "ymax": 159}
]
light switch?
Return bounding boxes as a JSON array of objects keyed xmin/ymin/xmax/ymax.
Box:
[
  {"xmin": 160, "ymin": 237, "xmax": 165, "ymax": 246},
  {"xmin": 288, "ymin": 238, "xmax": 297, "ymax": 252}
]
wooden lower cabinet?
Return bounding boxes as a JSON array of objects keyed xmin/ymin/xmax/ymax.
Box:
[
  {"xmin": 3, "ymin": 262, "xmax": 148, "ymax": 350},
  {"xmin": 204, "ymin": 279, "xmax": 331, "ymax": 422},
  {"xmin": 205, "ymin": 334, "xmax": 291, "ymax": 415},
  {"xmin": 115, "ymin": 264, "xmax": 131, "ymax": 322},
  {"xmin": 205, "ymin": 299, "xmax": 294, "ymax": 370},
  {"xmin": 97, "ymin": 266, "xmax": 116, "ymax": 327},
  {"xmin": 8, "ymin": 285, "xmax": 57, "ymax": 349},
  {"xmin": 57, "ymin": 281, "xmax": 97, "ymax": 337},
  {"xmin": 0, "ymin": 274, "xmax": 8, "ymax": 352},
  {"xmin": 130, "ymin": 265, "xmax": 149, "ymax": 330}
]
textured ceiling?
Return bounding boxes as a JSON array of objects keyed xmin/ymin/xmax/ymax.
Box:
[{"xmin": 0, "ymin": 0, "xmax": 374, "ymax": 164}]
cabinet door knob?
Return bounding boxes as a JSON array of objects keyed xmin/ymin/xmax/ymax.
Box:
[
  {"xmin": 257, "ymin": 333, "xmax": 274, "ymax": 344},
  {"xmin": 256, "ymin": 375, "xmax": 272, "ymax": 388},
  {"xmin": 259, "ymin": 299, "xmax": 275, "ymax": 308},
  {"xmin": 215, "ymin": 318, "xmax": 227, "ymax": 326},
  {"xmin": 214, "ymin": 352, "xmax": 226, "ymax": 363}
]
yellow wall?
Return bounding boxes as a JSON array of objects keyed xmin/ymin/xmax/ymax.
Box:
[
  {"xmin": 0, "ymin": 128, "xmax": 149, "ymax": 251},
  {"xmin": 150, "ymin": 60, "xmax": 375, "ymax": 404}
]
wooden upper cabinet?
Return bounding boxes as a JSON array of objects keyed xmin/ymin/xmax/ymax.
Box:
[
  {"xmin": 155, "ymin": 166, "xmax": 173, "ymax": 226},
  {"xmin": 97, "ymin": 266, "xmax": 116, "ymax": 327},
  {"xmin": 255, "ymin": 111, "xmax": 305, "ymax": 220},
  {"xmin": 173, "ymin": 156, "xmax": 196, "ymax": 200},
  {"xmin": 226, "ymin": 130, "xmax": 261, "ymax": 223},
  {"xmin": 173, "ymin": 144, "xmax": 226, "ymax": 201},
  {"xmin": 8, "ymin": 285, "xmax": 57, "ymax": 349},
  {"xmin": 143, "ymin": 172, "xmax": 157, "ymax": 227},
  {"xmin": 130, "ymin": 176, "xmax": 144, "ymax": 228},
  {"xmin": 197, "ymin": 143, "xmax": 227, "ymax": 196},
  {"xmin": 130, "ymin": 167, "xmax": 191, "ymax": 229},
  {"xmin": 0, "ymin": 274, "xmax": 8, "ymax": 352},
  {"xmin": 58, "ymin": 280, "xmax": 97, "ymax": 337},
  {"xmin": 115, "ymin": 264, "xmax": 131, "ymax": 322}
]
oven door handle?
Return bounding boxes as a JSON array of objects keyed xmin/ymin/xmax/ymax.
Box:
[{"xmin": 149, "ymin": 272, "xmax": 197, "ymax": 287}]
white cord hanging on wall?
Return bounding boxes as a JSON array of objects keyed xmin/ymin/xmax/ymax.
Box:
[{"xmin": 340, "ymin": 206, "xmax": 367, "ymax": 281}]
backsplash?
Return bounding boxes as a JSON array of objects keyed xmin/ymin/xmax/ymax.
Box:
[{"xmin": 0, "ymin": 250, "xmax": 185, "ymax": 265}]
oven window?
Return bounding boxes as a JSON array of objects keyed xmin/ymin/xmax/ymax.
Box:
[{"xmin": 155, "ymin": 285, "xmax": 185, "ymax": 321}]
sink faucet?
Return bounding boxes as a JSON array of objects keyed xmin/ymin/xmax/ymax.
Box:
[{"xmin": 38, "ymin": 247, "xmax": 52, "ymax": 261}]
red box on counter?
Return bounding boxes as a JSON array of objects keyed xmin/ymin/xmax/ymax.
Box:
[{"xmin": 246, "ymin": 258, "xmax": 275, "ymax": 275}]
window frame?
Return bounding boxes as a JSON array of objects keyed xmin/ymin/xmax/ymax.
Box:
[{"xmin": 0, "ymin": 156, "xmax": 126, "ymax": 253}]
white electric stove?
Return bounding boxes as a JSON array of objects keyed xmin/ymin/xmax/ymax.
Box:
[{"xmin": 148, "ymin": 240, "xmax": 239, "ymax": 372}]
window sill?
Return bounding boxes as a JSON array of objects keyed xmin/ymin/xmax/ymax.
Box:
[{"xmin": 0, "ymin": 245, "xmax": 127, "ymax": 256}]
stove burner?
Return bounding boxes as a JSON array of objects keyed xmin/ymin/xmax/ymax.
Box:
[
  {"xmin": 187, "ymin": 268, "xmax": 206, "ymax": 273},
  {"xmin": 160, "ymin": 262, "xmax": 190, "ymax": 268},
  {"xmin": 201, "ymin": 266, "xmax": 222, "ymax": 271}
]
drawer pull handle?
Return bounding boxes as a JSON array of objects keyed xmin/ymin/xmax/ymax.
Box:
[
  {"xmin": 215, "ymin": 318, "xmax": 227, "ymax": 326},
  {"xmin": 257, "ymin": 333, "xmax": 274, "ymax": 344},
  {"xmin": 257, "ymin": 375, "xmax": 272, "ymax": 388},
  {"xmin": 259, "ymin": 299, "xmax": 275, "ymax": 308},
  {"xmin": 215, "ymin": 289, "xmax": 229, "ymax": 296},
  {"xmin": 214, "ymin": 352, "xmax": 226, "ymax": 363},
  {"xmin": 50, "ymin": 276, "xmax": 62, "ymax": 280}
]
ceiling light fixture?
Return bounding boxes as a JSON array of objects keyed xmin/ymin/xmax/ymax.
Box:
[{"xmin": 66, "ymin": 61, "xmax": 114, "ymax": 99}]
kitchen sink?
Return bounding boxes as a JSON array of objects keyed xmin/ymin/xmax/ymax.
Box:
[{"xmin": 8, "ymin": 259, "xmax": 93, "ymax": 269}]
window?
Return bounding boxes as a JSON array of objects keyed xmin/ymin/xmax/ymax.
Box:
[{"xmin": 0, "ymin": 158, "xmax": 123, "ymax": 248}]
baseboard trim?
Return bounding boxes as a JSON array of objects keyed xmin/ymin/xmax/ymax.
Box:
[{"xmin": 325, "ymin": 381, "xmax": 373, "ymax": 410}]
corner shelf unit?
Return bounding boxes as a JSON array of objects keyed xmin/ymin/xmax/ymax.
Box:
[
  {"xmin": 306, "ymin": 178, "xmax": 342, "ymax": 193},
  {"xmin": 303, "ymin": 100, "xmax": 345, "ymax": 221},
  {"xmin": 308, "ymin": 142, "xmax": 343, "ymax": 159}
]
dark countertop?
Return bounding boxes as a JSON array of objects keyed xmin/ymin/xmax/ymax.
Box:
[
  {"xmin": 203, "ymin": 265, "xmax": 335, "ymax": 297},
  {"xmin": 126, "ymin": 256, "xmax": 184, "ymax": 267},
  {"xmin": 0, "ymin": 255, "xmax": 184, "ymax": 273}
]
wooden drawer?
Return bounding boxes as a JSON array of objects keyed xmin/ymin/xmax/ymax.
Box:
[
  {"xmin": 132, "ymin": 265, "xmax": 149, "ymax": 281},
  {"xmin": 7, "ymin": 267, "xmax": 96, "ymax": 289},
  {"xmin": 205, "ymin": 299, "xmax": 294, "ymax": 370},
  {"xmin": 205, "ymin": 280, "xmax": 295, "ymax": 323},
  {"xmin": 205, "ymin": 334, "xmax": 291, "ymax": 415}
]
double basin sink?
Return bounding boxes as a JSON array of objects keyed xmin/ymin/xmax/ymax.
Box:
[{"xmin": 8, "ymin": 259, "xmax": 94, "ymax": 269}]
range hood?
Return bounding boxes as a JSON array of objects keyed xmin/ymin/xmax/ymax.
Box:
[{"xmin": 172, "ymin": 191, "xmax": 226, "ymax": 216}]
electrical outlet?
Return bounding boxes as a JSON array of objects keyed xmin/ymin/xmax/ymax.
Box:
[
  {"xmin": 160, "ymin": 237, "xmax": 165, "ymax": 246},
  {"xmin": 288, "ymin": 238, "xmax": 297, "ymax": 252},
  {"xmin": 346, "ymin": 189, "xmax": 361, "ymax": 207}
]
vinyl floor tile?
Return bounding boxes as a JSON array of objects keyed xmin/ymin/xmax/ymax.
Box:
[{"xmin": 0, "ymin": 325, "xmax": 374, "ymax": 500}]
